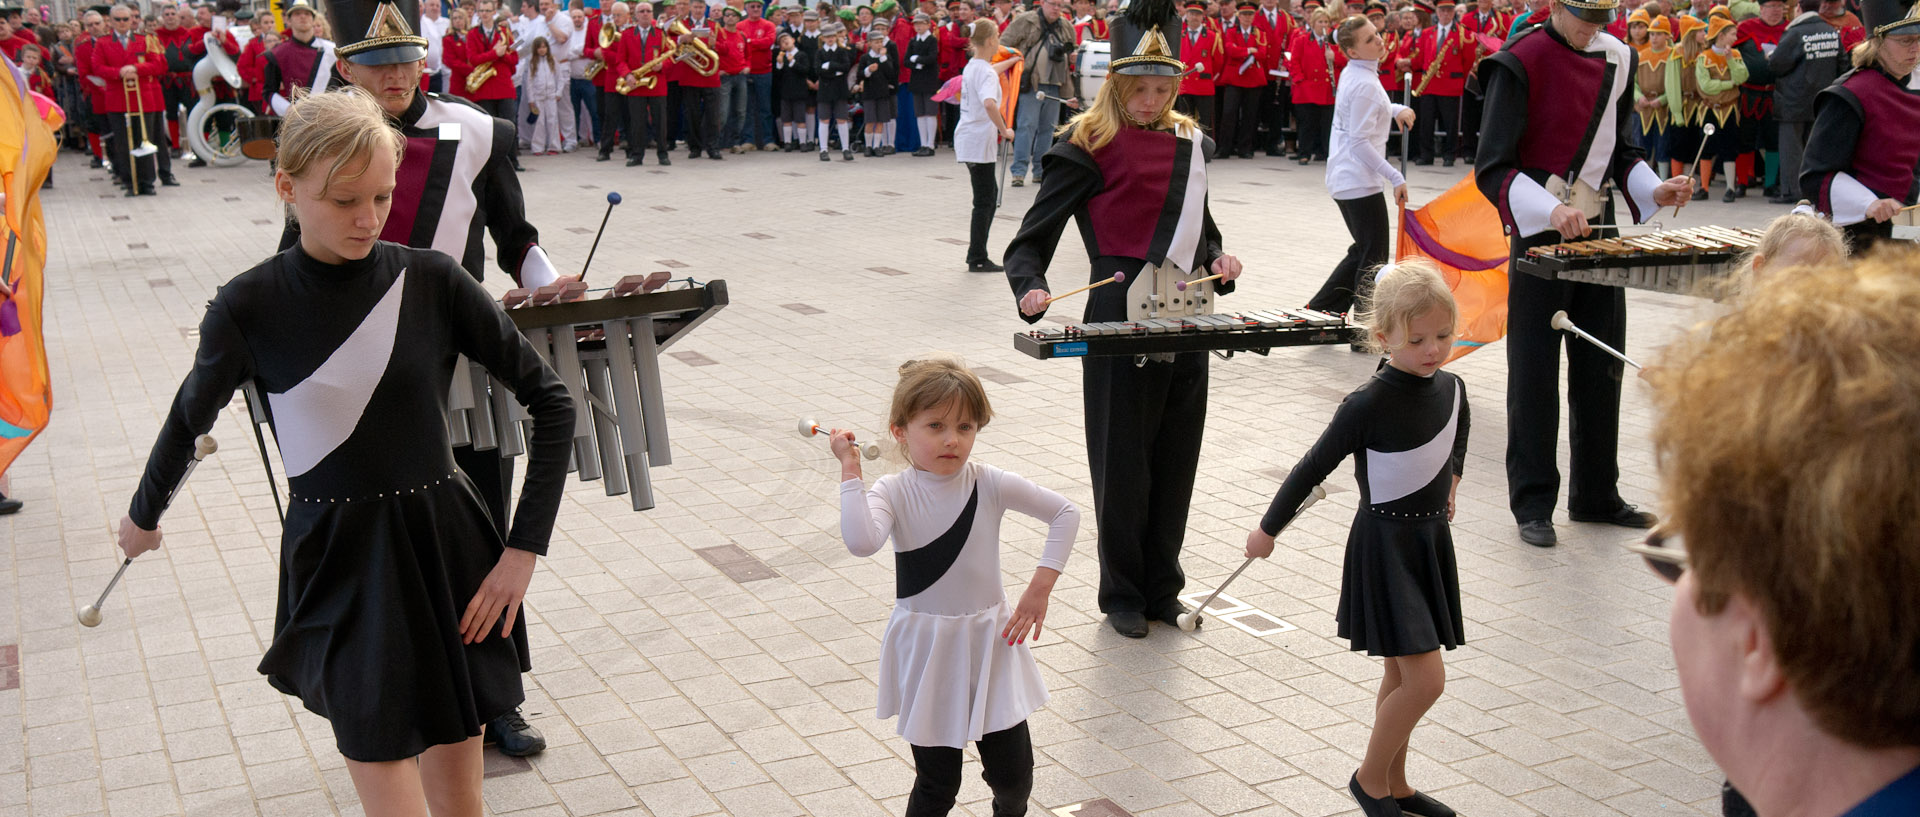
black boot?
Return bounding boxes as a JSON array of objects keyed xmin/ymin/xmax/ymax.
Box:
[
  {"xmin": 485, "ymin": 707, "xmax": 546, "ymax": 757},
  {"xmin": 0, "ymin": 491, "xmax": 21, "ymax": 515}
]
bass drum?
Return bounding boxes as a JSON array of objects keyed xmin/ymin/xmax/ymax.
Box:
[
  {"xmin": 1075, "ymin": 40, "xmax": 1110, "ymax": 105},
  {"xmin": 186, "ymin": 99, "xmax": 255, "ymax": 167},
  {"xmin": 237, "ymin": 116, "xmax": 281, "ymax": 160}
]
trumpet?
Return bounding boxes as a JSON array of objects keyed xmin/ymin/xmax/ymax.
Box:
[
  {"xmin": 585, "ymin": 19, "xmax": 617, "ymax": 80},
  {"xmin": 670, "ymin": 20, "xmax": 719, "ymax": 77},
  {"xmin": 465, "ymin": 13, "xmax": 516, "ymax": 93}
]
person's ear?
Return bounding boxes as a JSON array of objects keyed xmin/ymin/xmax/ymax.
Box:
[
  {"xmin": 1727, "ymin": 593, "xmax": 1790, "ymax": 706},
  {"xmin": 275, "ymin": 169, "xmax": 297, "ymax": 205},
  {"xmin": 891, "ymin": 424, "xmax": 907, "ymax": 444}
]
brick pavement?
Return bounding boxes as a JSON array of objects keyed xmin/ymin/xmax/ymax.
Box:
[{"xmin": 1, "ymin": 144, "xmax": 1785, "ymax": 817}]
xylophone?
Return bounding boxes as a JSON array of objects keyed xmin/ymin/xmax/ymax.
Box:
[
  {"xmin": 1014, "ymin": 309, "xmax": 1352, "ymax": 359},
  {"xmin": 1513, "ymin": 225, "xmax": 1765, "ymax": 297},
  {"xmin": 242, "ymin": 273, "xmax": 728, "ymax": 515}
]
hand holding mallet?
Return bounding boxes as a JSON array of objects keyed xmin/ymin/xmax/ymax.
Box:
[{"xmin": 83, "ymin": 434, "xmax": 218, "ymax": 628}]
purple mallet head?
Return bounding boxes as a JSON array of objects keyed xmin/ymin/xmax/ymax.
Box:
[
  {"xmin": 608, "ymin": 192, "xmax": 623, "ymax": 205},
  {"xmin": 1113, "ymin": 271, "xmax": 1126, "ymax": 283}
]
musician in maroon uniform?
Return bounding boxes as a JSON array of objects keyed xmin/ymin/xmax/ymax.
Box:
[
  {"xmin": 91, "ymin": 2, "xmax": 174, "ymax": 193},
  {"xmin": 1474, "ymin": 0, "xmax": 1693, "ymax": 548},
  {"xmin": 1219, "ymin": 0, "xmax": 1269, "ymax": 157},
  {"xmin": 262, "ymin": 0, "xmax": 335, "ymax": 115},
  {"xmin": 275, "ymin": 0, "xmax": 566, "ymax": 759},
  {"xmin": 1004, "ymin": 0, "xmax": 1244, "ymax": 639},
  {"xmin": 1410, "ymin": 0, "xmax": 1472, "ymax": 166},
  {"xmin": 1801, "ymin": 0, "xmax": 1920, "ymax": 251}
]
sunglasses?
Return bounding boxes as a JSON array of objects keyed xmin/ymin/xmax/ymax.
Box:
[{"xmin": 1622, "ymin": 528, "xmax": 1688, "ymax": 584}]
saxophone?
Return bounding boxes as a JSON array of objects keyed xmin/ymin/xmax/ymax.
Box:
[
  {"xmin": 615, "ymin": 25, "xmax": 676, "ymax": 93},
  {"xmin": 1412, "ymin": 26, "xmax": 1454, "ymax": 97},
  {"xmin": 585, "ymin": 18, "xmax": 616, "ymax": 80},
  {"xmin": 465, "ymin": 13, "xmax": 516, "ymax": 93}
]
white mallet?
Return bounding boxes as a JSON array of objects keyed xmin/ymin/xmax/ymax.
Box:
[
  {"xmin": 799, "ymin": 419, "xmax": 879, "ymax": 460},
  {"xmin": 1179, "ymin": 485, "xmax": 1328, "ymax": 632},
  {"xmin": 80, "ymin": 433, "xmax": 217, "ymax": 628},
  {"xmin": 1550, "ymin": 310, "xmax": 1642, "ymax": 370},
  {"xmin": 1674, "ymin": 123, "xmax": 1716, "ymax": 218}
]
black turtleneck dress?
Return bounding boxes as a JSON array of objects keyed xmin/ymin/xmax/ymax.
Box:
[
  {"xmin": 1260, "ymin": 365, "xmax": 1469, "ymax": 657},
  {"xmin": 127, "ymin": 241, "xmax": 574, "ymax": 762}
]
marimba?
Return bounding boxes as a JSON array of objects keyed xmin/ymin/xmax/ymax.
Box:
[
  {"xmin": 1014, "ymin": 309, "xmax": 1351, "ymax": 359},
  {"xmin": 1514, "ymin": 225, "xmax": 1764, "ymax": 297}
]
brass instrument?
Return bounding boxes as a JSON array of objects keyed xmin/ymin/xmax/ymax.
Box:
[
  {"xmin": 670, "ymin": 19, "xmax": 719, "ymax": 77},
  {"xmin": 123, "ymin": 77, "xmax": 159, "ymax": 159},
  {"xmin": 614, "ymin": 42, "xmax": 673, "ymax": 93},
  {"xmin": 585, "ymin": 19, "xmax": 617, "ymax": 80},
  {"xmin": 465, "ymin": 13, "xmax": 516, "ymax": 93},
  {"xmin": 1412, "ymin": 26, "xmax": 1457, "ymax": 97}
]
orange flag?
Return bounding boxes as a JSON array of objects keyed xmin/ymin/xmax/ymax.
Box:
[
  {"xmin": 1396, "ymin": 175, "xmax": 1511, "ymax": 362},
  {"xmin": 0, "ymin": 55, "xmax": 59, "ymax": 477}
]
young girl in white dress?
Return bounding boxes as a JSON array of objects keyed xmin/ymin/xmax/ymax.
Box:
[{"xmin": 829, "ymin": 358, "xmax": 1079, "ymax": 817}]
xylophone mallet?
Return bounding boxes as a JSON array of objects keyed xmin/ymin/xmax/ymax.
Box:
[
  {"xmin": 1174, "ymin": 274, "xmax": 1225, "ymax": 292},
  {"xmin": 799, "ymin": 419, "xmax": 880, "ymax": 460},
  {"xmin": 1178, "ymin": 486, "xmax": 1327, "ymax": 632},
  {"xmin": 1042, "ymin": 272, "xmax": 1126, "ymax": 306},
  {"xmin": 1673, "ymin": 123, "xmax": 1715, "ymax": 218},
  {"xmin": 79, "ymin": 434, "xmax": 218, "ymax": 628},
  {"xmin": 579, "ymin": 191, "xmax": 623, "ymax": 284},
  {"xmin": 1551, "ymin": 310, "xmax": 1642, "ymax": 370}
]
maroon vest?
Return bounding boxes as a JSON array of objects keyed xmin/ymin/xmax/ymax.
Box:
[
  {"xmin": 1085, "ymin": 127, "xmax": 1196, "ymax": 266},
  {"xmin": 270, "ymin": 37, "xmax": 323, "ymax": 101},
  {"xmin": 1840, "ymin": 67, "xmax": 1920, "ymax": 201},
  {"xmin": 1503, "ymin": 27, "xmax": 1614, "ymax": 180}
]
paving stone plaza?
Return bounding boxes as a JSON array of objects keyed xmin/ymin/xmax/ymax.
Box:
[{"xmin": 3, "ymin": 146, "xmax": 1784, "ymax": 817}]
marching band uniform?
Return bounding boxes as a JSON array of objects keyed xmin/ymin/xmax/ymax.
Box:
[
  {"xmin": 74, "ymin": 23, "xmax": 115, "ymax": 173},
  {"xmin": 1475, "ymin": 0, "xmax": 1667, "ymax": 547},
  {"xmin": 1458, "ymin": 3, "xmax": 1507, "ymax": 159},
  {"xmin": 154, "ymin": 19, "xmax": 196, "ymax": 152},
  {"xmin": 615, "ymin": 18, "xmax": 673, "ymax": 166},
  {"xmin": 1635, "ymin": 16, "xmax": 1673, "ymax": 166},
  {"xmin": 262, "ymin": 0, "xmax": 338, "ymax": 115},
  {"xmin": 443, "ymin": 20, "xmax": 473, "ymax": 98},
  {"xmin": 1075, "ymin": 13, "xmax": 1110, "ymax": 42},
  {"xmin": 1251, "ymin": 0, "xmax": 1294, "ymax": 155},
  {"xmin": 90, "ymin": 22, "xmax": 172, "ymax": 193},
  {"xmin": 1176, "ymin": 3, "xmax": 1222, "ymax": 133},
  {"xmin": 1286, "ymin": 19, "xmax": 1341, "ymax": 162},
  {"xmin": 238, "ymin": 28, "xmax": 269, "ymax": 113},
  {"xmin": 675, "ymin": 26, "xmax": 725, "ymax": 161},
  {"xmin": 938, "ymin": 6, "xmax": 970, "ymax": 145},
  {"xmin": 1801, "ymin": 0, "xmax": 1920, "ymax": 251},
  {"xmin": 1219, "ymin": 2, "xmax": 1270, "ymax": 158},
  {"xmin": 1735, "ymin": 8, "xmax": 1786, "ymax": 197},
  {"xmin": 464, "ymin": 11, "xmax": 520, "ymax": 162},
  {"xmin": 1410, "ymin": 0, "xmax": 1472, "ymax": 166},
  {"xmin": 1004, "ymin": 0, "xmax": 1237, "ymax": 637},
  {"xmin": 581, "ymin": 11, "xmax": 625, "ymax": 160}
]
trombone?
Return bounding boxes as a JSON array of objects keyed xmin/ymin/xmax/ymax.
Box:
[{"xmin": 123, "ymin": 77, "xmax": 159, "ymax": 159}]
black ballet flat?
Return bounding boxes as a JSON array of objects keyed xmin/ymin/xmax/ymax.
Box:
[
  {"xmin": 1350, "ymin": 774, "xmax": 1405, "ymax": 817},
  {"xmin": 1395, "ymin": 791, "xmax": 1456, "ymax": 817}
]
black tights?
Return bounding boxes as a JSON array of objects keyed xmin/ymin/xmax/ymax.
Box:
[
  {"xmin": 966, "ymin": 161, "xmax": 998, "ymax": 265},
  {"xmin": 905, "ymin": 721, "xmax": 1032, "ymax": 817}
]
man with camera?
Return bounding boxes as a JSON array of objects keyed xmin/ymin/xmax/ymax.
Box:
[{"xmin": 1001, "ymin": 0, "xmax": 1078, "ymax": 187}]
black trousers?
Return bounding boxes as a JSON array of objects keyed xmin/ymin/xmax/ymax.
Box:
[
  {"xmin": 109, "ymin": 111, "xmax": 169, "ymax": 189},
  {"xmin": 1460, "ymin": 91, "xmax": 1483, "ymax": 158},
  {"xmin": 1259, "ymin": 80, "xmax": 1290, "ymax": 153},
  {"xmin": 941, "ymin": 100, "xmax": 960, "ymax": 145},
  {"xmin": 1219, "ymin": 84, "xmax": 1262, "ymax": 157},
  {"xmin": 681, "ymin": 85, "xmax": 720, "ymax": 155},
  {"xmin": 1506, "ymin": 226, "xmax": 1627, "ymax": 524},
  {"xmin": 626, "ymin": 95, "xmax": 671, "ymax": 159},
  {"xmin": 473, "ymin": 97, "xmax": 520, "ymax": 159},
  {"xmin": 906, "ymin": 721, "xmax": 1032, "ymax": 817},
  {"xmin": 966, "ymin": 161, "xmax": 997, "ymax": 265},
  {"xmin": 1415, "ymin": 92, "xmax": 1460, "ymax": 162},
  {"xmin": 598, "ymin": 88, "xmax": 628, "ymax": 156},
  {"xmin": 452, "ymin": 443, "xmax": 516, "ymax": 540},
  {"xmin": 1306, "ymin": 193, "xmax": 1390, "ymax": 314},
  {"xmin": 1294, "ymin": 102, "xmax": 1332, "ymax": 160},
  {"xmin": 1843, "ymin": 218, "xmax": 1895, "ymax": 255},
  {"xmin": 1175, "ymin": 93, "xmax": 1214, "ymax": 135},
  {"xmin": 1085, "ymin": 351, "xmax": 1207, "ymax": 614}
]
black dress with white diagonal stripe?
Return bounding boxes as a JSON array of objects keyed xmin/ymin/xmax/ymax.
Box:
[{"xmin": 128, "ymin": 241, "xmax": 573, "ymax": 761}]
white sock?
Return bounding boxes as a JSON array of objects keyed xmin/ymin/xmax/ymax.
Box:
[
  {"xmin": 884, "ymin": 119, "xmax": 896, "ymax": 145},
  {"xmin": 918, "ymin": 116, "xmax": 935, "ymax": 147},
  {"xmin": 818, "ymin": 121, "xmax": 829, "ymax": 149},
  {"xmin": 837, "ymin": 122, "xmax": 851, "ymax": 150},
  {"xmin": 806, "ymin": 112, "xmax": 817, "ymax": 137}
]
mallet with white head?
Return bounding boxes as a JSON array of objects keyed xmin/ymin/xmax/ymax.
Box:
[
  {"xmin": 1550, "ymin": 310, "xmax": 1641, "ymax": 370},
  {"xmin": 1179, "ymin": 485, "xmax": 1327, "ymax": 632},
  {"xmin": 79, "ymin": 433, "xmax": 217, "ymax": 628},
  {"xmin": 800, "ymin": 419, "xmax": 879, "ymax": 460}
]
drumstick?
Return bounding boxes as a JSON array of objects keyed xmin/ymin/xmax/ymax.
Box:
[
  {"xmin": 1042, "ymin": 271, "xmax": 1126, "ymax": 306},
  {"xmin": 579, "ymin": 191, "xmax": 623, "ymax": 284},
  {"xmin": 1174, "ymin": 273, "xmax": 1225, "ymax": 292},
  {"xmin": 1551, "ymin": 310, "xmax": 1642, "ymax": 370},
  {"xmin": 1673, "ymin": 123, "xmax": 1716, "ymax": 218},
  {"xmin": 799, "ymin": 419, "xmax": 879, "ymax": 460},
  {"xmin": 1899, "ymin": 202, "xmax": 1920, "ymax": 213}
]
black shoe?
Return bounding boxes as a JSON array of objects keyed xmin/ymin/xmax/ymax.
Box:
[
  {"xmin": 1443, "ymin": 158, "xmax": 1455, "ymax": 168},
  {"xmin": 138, "ymin": 188, "xmax": 157, "ymax": 196},
  {"xmin": 1414, "ymin": 158, "xmax": 1434, "ymax": 166},
  {"xmin": 1238, "ymin": 151, "xmax": 1255, "ymax": 159},
  {"xmin": 485, "ymin": 708, "xmax": 546, "ymax": 757},
  {"xmin": 1691, "ymin": 188, "xmax": 1709, "ymax": 201},
  {"xmin": 688, "ymin": 151, "xmax": 700, "ymax": 161},
  {"xmin": 0, "ymin": 491, "xmax": 22, "ymax": 515},
  {"xmin": 1518, "ymin": 520, "xmax": 1557, "ymax": 548},
  {"xmin": 1395, "ymin": 791, "xmax": 1456, "ymax": 817},
  {"xmin": 160, "ymin": 175, "xmax": 180, "ymax": 187},
  {"xmin": 1107, "ymin": 612, "xmax": 1148, "ymax": 639},
  {"xmin": 1766, "ymin": 195, "xmax": 1795, "ymax": 204},
  {"xmin": 89, "ymin": 157, "xmax": 105, "ymax": 169},
  {"xmin": 882, "ymin": 145, "xmax": 896, "ymax": 155},
  {"xmin": 1145, "ymin": 601, "xmax": 1191, "ymax": 628},
  {"xmin": 707, "ymin": 151, "xmax": 724, "ymax": 160},
  {"xmin": 1350, "ymin": 774, "xmax": 1405, "ymax": 817},
  {"xmin": 1569, "ymin": 503, "xmax": 1658, "ymax": 529},
  {"xmin": 187, "ymin": 156, "xmax": 207, "ymax": 168},
  {"xmin": 1297, "ymin": 157, "xmax": 1310, "ymax": 166},
  {"xmin": 596, "ymin": 153, "xmax": 611, "ymax": 162},
  {"xmin": 1463, "ymin": 155, "xmax": 1475, "ymax": 165},
  {"xmin": 820, "ymin": 150, "xmax": 830, "ymax": 162},
  {"xmin": 626, "ymin": 157, "xmax": 643, "ymax": 166},
  {"xmin": 842, "ymin": 149, "xmax": 854, "ymax": 161},
  {"xmin": 966, "ymin": 260, "xmax": 1005, "ymax": 273},
  {"xmin": 1721, "ymin": 188, "xmax": 1737, "ymax": 203},
  {"xmin": 914, "ymin": 146, "xmax": 935, "ymax": 157},
  {"xmin": 511, "ymin": 159, "xmax": 526, "ymax": 172},
  {"xmin": 866, "ymin": 146, "xmax": 877, "ymax": 157},
  {"xmin": 1735, "ymin": 184, "xmax": 1749, "ymax": 198},
  {"xmin": 658, "ymin": 155, "xmax": 671, "ymax": 166}
]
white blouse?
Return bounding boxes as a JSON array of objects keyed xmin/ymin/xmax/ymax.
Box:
[
  {"xmin": 1326, "ymin": 57, "xmax": 1409, "ymax": 201},
  {"xmin": 954, "ymin": 57, "xmax": 1003, "ymax": 165}
]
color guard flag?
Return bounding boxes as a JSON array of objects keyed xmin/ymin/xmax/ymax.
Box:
[
  {"xmin": 1396, "ymin": 175, "xmax": 1511, "ymax": 362},
  {"xmin": 0, "ymin": 54, "xmax": 59, "ymax": 477}
]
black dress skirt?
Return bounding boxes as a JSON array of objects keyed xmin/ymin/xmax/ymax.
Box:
[
  {"xmin": 128, "ymin": 242, "xmax": 574, "ymax": 761},
  {"xmin": 1261, "ymin": 365, "xmax": 1469, "ymax": 657}
]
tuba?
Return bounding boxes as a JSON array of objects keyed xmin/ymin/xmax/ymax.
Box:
[
  {"xmin": 670, "ymin": 19, "xmax": 719, "ymax": 77},
  {"xmin": 465, "ymin": 13, "xmax": 517, "ymax": 93},
  {"xmin": 585, "ymin": 18, "xmax": 617, "ymax": 80}
]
